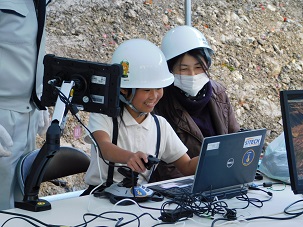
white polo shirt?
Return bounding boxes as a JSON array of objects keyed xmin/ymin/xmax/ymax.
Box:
[{"xmin": 84, "ymin": 109, "xmax": 188, "ymax": 185}]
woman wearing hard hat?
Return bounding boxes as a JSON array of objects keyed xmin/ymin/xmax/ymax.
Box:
[
  {"xmin": 152, "ymin": 25, "xmax": 240, "ymax": 182},
  {"xmin": 81, "ymin": 39, "xmax": 199, "ymax": 195}
]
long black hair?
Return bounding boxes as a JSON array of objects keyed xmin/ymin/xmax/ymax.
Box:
[
  {"xmin": 167, "ymin": 48, "xmax": 210, "ymax": 76},
  {"xmin": 155, "ymin": 48, "xmax": 211, "ymax": 128}
]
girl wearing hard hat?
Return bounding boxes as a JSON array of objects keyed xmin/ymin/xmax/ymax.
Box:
[
  {"xmin": 82, "ymin": 39, "xmax": 199, "ymax": 195},
  {"xmin": 152, "ymin": 25, "xmax": 240, "ymax": 182}
]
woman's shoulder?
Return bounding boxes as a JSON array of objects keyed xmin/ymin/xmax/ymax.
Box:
[
  {"xmin": 210, "ymin": 80, "xmax": 233, "ymax": 104},
  {"xmin": 210, "ymin": 79, "xmax": 227, "ymax": 92}
]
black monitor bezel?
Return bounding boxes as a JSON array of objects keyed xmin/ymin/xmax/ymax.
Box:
[
  {"xmin": 41, "ymin": 54, "xmax": 122, "ymax": 117},
  {"xmin": 280, "ymin": 89, "xmax": 303, "ymax": 194},
  {"xmin": 15, "ymin": 55, "xmax": 122, "ymax": 211}
]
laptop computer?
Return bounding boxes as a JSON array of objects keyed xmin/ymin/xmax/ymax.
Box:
[{"xmin": 148, "ymin": 128, "xmax": 267, "ymax": 200}]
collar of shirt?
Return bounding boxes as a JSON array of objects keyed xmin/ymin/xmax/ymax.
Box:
[{"xmin": 123, "ymin": 108, "xmax": 153, "ymax": 131}]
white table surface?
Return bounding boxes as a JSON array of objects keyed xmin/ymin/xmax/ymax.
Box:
[{"xmin": 1, "ymin": 177, "xmax": 303, "ymax": 227}]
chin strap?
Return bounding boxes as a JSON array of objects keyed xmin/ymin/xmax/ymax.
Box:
[{"xmin": 119, "ymin": 88, "xmax": 148, "ymax": 117}]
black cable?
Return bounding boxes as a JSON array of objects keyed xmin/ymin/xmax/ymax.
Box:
[
  {"xmin": 137, "ymin": 203, "xmax": 164, "ymax": 211},
  {"xmin": 0, "ymin": 210, "xmax": 52, "ymax": 227},
  {"xmin": 155, "ymin": 193, "xmax": 239, "ymax": 226},
  {"xmin": 211, "ymin": 204, "xmax": 303, "ymax": 227},
  {"xmin": 75, "ymin": 211, "xmax": 119, "ymax": 227},
  {"xmin": 80, "ymin": 210, "xmax": 158, "ymax": 227},
  {"xmin": 248, "ymin": 186, "xmax": 273, "ymax": 202},
  {"xmin": 210, "ymin": 218, "xmax": 229, "ymax": 227},
  {"xmin": 157, "ymin": 192, "xmax": 232, "ymax": 223},
  {"xmin": 211, "ymin": 198, "xmax": 303, "ymax": 226},
  {"xmin": 246, "ymin": 213, "xmax": 302, "ymax": 221},
  {"xmin": 117, "ymin": 212, "xmax": 158, "ymax": 227},
  {"xmin": 253, "ymin": 181, "xmax": 287, "ymax": 191},
  {"xmin": 235, "ymin": 185, "xmax": 273, "ymax": 210},
  {"xmin": 1, "ymin": 216, "xmax": 40, "ymax": 227},
  {"xmin": 284, "ymin": 199, "xmax": 303, "ymax": 215},
  {"xmin": 52, "ymin": 84, "xmax": 133, "ymax": 174},
  {"xmin": 236, "ymin": 193, "xmax": 265, "ymax": 208}
]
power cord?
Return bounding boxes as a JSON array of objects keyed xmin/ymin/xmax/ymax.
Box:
[
  {"xmin": 211, "ymin": 199, "xmax": 303, "ymax": 227},
  {"xmin": 223, "ymin": 208, "xmax": 237, "ymax": 220},
  {"xmin": 244, "ymin": 199, "xmax": 303, "ymax": 222},
  {"xmin": 81, "ymin": 210, "xmax": 158, "ymax": 227},
  {"xmin": 53, "ymin": 83, "xmax": 133, "ymax": 174},
  {"xmin": 157, "ymin": 193, "xmax": 234, "ymax": 223},
  {"xmin": 253, "ymin": 181, "xmax": 287, "ymax": 191},
  {"xmin": 159, "ymin": 207, "xmax": 194, "ymax": 223},
  {"xmin": 234, "ymin": 182, "xmax": 273, "ymax": 208},
  {"xmin": 248, "ymin": 185, "xmax": 273, "ymax": 202},
  {"xmin": 0, "ymin": 210, "xmax": 69, "ymax": 227}
]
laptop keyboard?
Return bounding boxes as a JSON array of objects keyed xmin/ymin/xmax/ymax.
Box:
[
  {"xmin": 148, "ymin": 179, "xmax": 193, "ymax": 198},
  {"xmin": 161, "ymin": 185, "xmax": 192, "ymax": 196}
]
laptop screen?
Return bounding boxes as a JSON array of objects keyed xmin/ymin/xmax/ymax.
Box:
[
  {"xmin": 192, "ymin": 129, "xmax": 267, "ymax": 195},
  {"xmin": 280, "ymin": 90, "xmax": 303, "ymax": 194},
  {"xmin": 148, "ymin": 129, "xmax": 266, "ymax": 199}
]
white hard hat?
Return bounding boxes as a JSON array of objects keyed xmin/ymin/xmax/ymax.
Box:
[
  {"xmin": 111, "ymin": 39, "xmax": 174, "ymax": 88},
  {"xmin": 161, "ymin": 25, "xmax": 214, "ymax": 66}
]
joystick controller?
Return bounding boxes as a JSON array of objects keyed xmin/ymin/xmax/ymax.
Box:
[
  {"xmin": 103, "ymin": 155, "xmax": 162, "ymax": 204},
  {"xmin": 143, "ymin": 155, "xmax": 160, "ymax": 170}
]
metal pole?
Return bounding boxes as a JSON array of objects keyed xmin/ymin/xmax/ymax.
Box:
[{"xmin": 185, "ymin": 0, "xmax": 191, "ymax": 26}]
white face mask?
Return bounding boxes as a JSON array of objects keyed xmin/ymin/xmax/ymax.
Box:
[{"xmin": 173, "ymin": 73, "xmax": 209, "ymax": 97}]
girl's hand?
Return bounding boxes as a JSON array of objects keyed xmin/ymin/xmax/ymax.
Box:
[{"xmin": 126, "ymin": 151, "xmax": 148, "ymax": 173}]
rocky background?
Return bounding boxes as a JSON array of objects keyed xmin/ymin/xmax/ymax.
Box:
[{"xmin": 38, "ymin": 0, "xmax": 303, "ymax": 196}]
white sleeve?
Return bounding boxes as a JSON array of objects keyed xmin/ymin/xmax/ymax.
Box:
[{"xmin": 84, "ymin": 113, "xmax": 113, "ymax": 144}]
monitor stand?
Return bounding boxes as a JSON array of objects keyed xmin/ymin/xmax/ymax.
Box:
[{"xmin": 15, "ymin": 81, "xmax": 75, "ymax": 212}]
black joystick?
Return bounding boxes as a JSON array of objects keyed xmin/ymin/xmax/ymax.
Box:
[
  {"xmin": 143, "ymin": 155, "xmax": 160, "ymax": 170},
  {"xmin": 114, "ymin": 155, "xmax": 160, "ymax": 188},
  {"xmin": 117, "ymin": 167, "xmax": 139, "ymax": 188}
]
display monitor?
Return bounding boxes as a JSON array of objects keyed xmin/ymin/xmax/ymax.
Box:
[
  {"xmin": 280, "ymin": 90, "xmax": 303, "ymax": 194},
  {"xmin": 15, "ymin": 55, "xmax": 122, "ymax": 212},
  {"xmin": 41, "ymin": 54, "xmax": 122, "ymax": 117}
]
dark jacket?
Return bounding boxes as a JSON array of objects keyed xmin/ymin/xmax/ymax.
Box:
[{"xmin": 151, "ymin": 80, "xmax": 240, "ymax": 182}]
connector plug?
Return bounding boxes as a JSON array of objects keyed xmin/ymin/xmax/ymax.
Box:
[
  {"xmin": 159, "ymin": 208, "xmax": 193, "ymax": 223},
  {"xmin": 223, "ymin": 208, "xmax": 237, "ymax": 220}
]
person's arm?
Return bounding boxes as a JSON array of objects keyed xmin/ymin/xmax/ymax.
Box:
[
  {"xmin": 172, "ymin": 153, "xmax": 199, "ymax": 176},
  {"xmin": 93, "ymin": 130, "xmax": 148, "ymax": 173}
]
